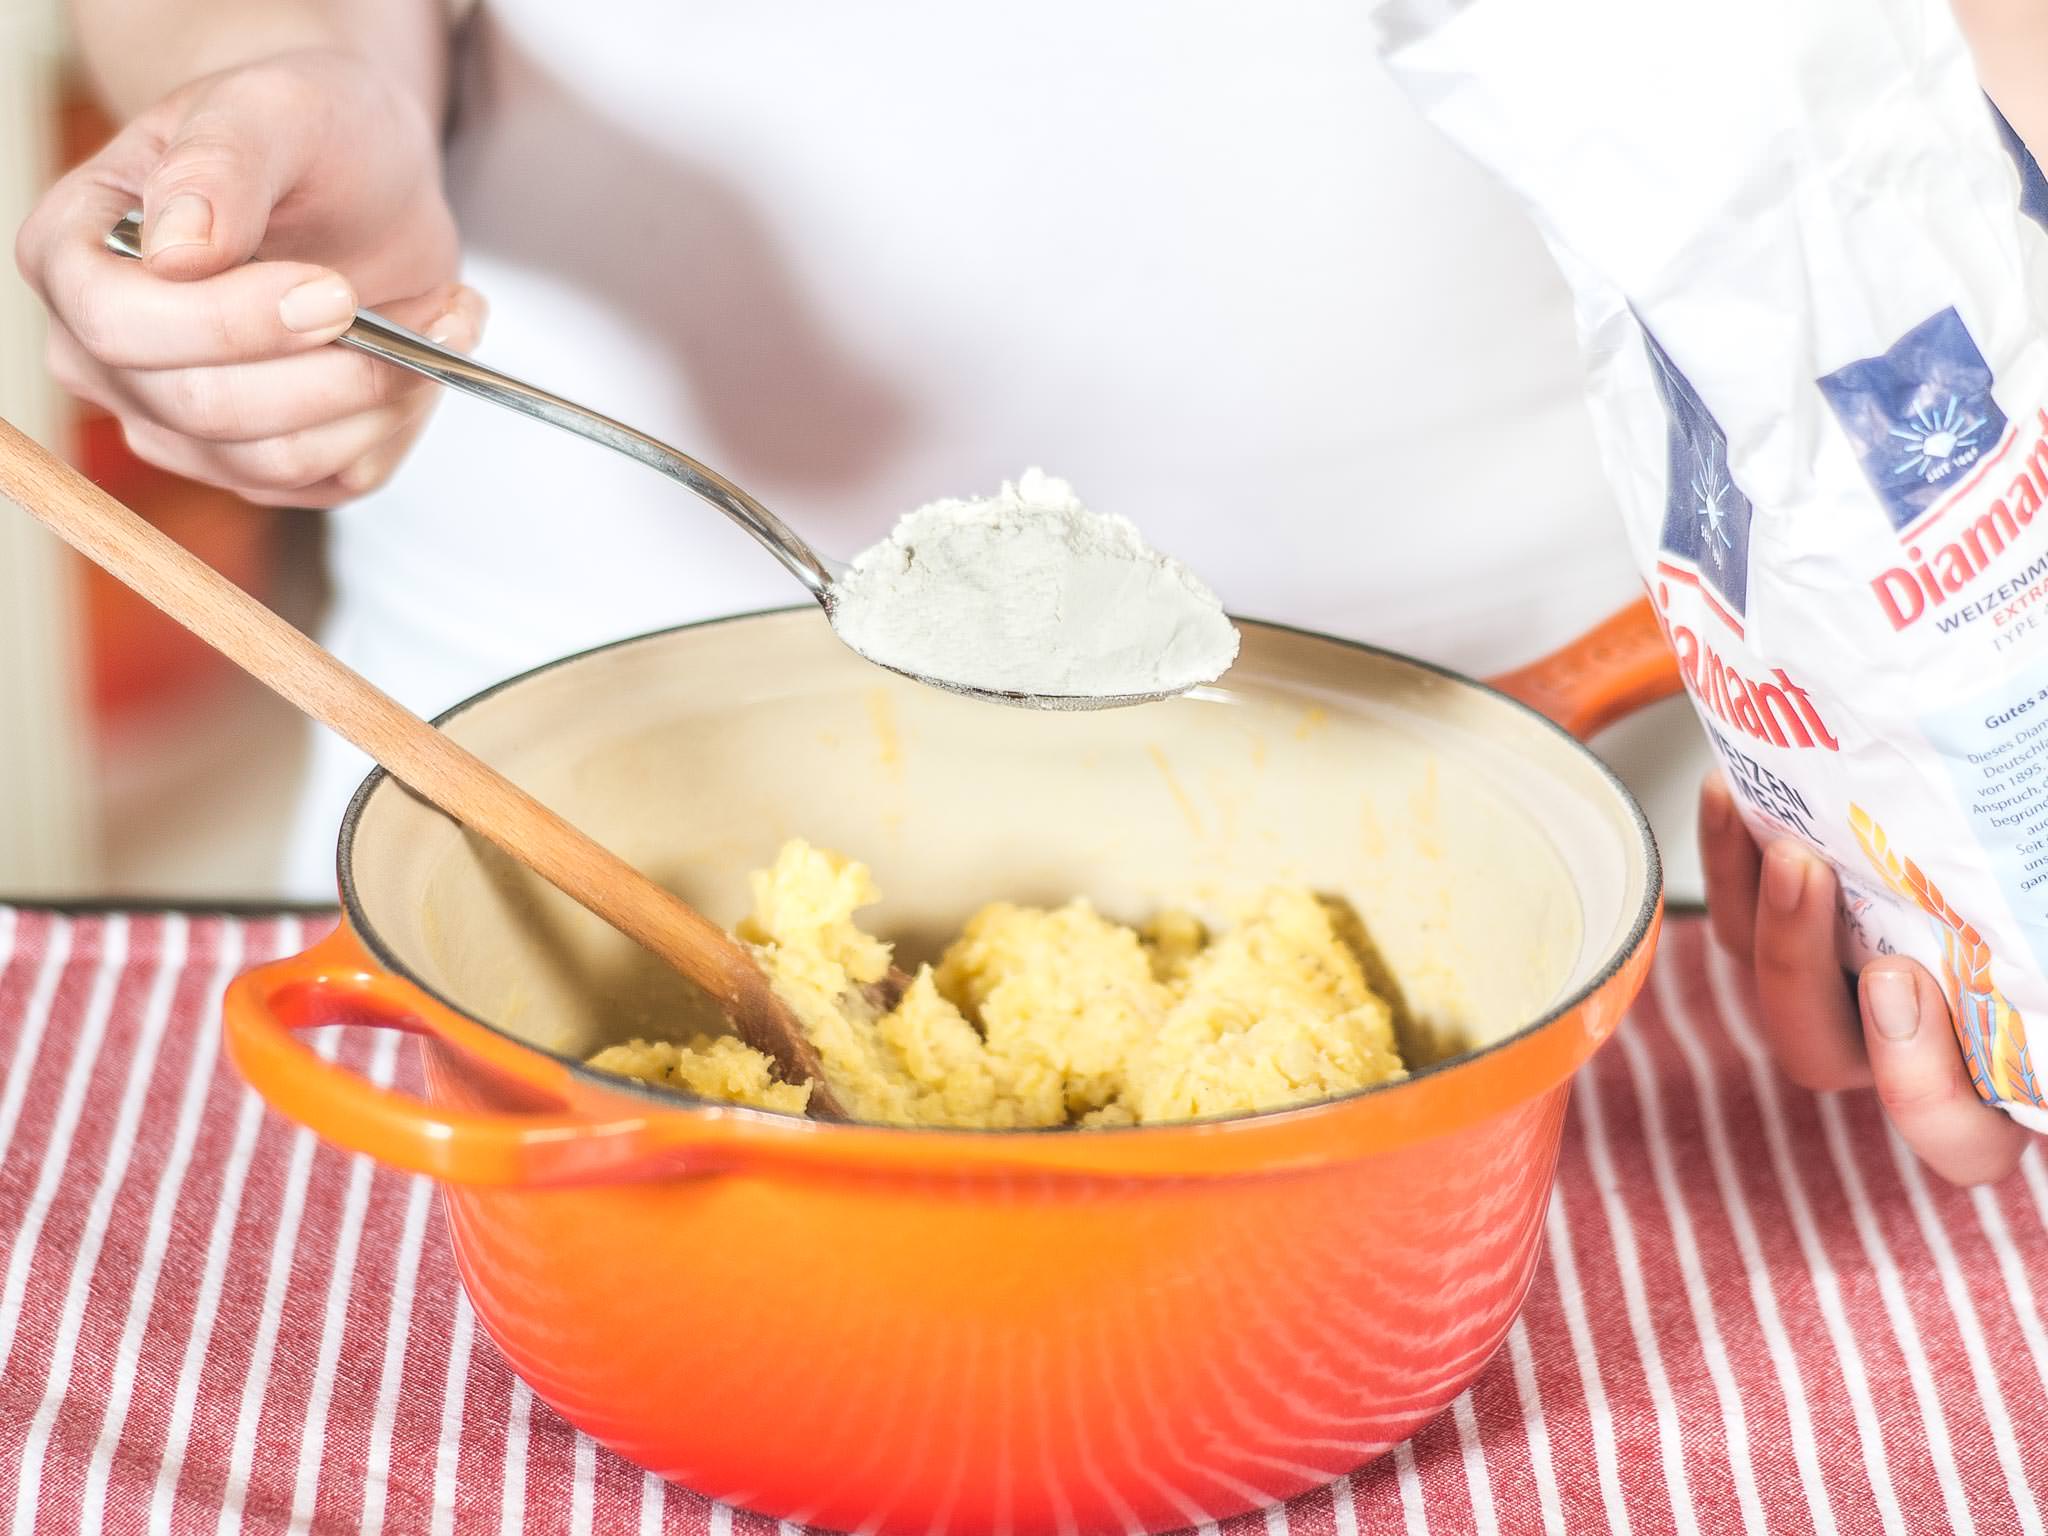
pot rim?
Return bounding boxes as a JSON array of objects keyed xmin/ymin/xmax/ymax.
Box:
[{"xmin": 335, "ymin": 606, "xmax": 1662, "ymax": 1139}]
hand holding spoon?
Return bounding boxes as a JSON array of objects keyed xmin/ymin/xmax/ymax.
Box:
[
  {"xmin": 103, "ymin": 214, "xmax": 1234, "ymax": 711},
  {"xmin": 0, "ymin": 417, "xmax": 850, "ymax": 1120}
]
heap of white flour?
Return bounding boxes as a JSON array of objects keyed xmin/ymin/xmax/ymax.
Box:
[{"xmin": 828, "ymin": 470, "xmax": 1240, "ymax": 701}]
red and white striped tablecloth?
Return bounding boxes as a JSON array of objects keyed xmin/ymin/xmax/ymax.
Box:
[{"xmin": 0, "ymin": 906, "xmax": 2044, "ymax": 1535}]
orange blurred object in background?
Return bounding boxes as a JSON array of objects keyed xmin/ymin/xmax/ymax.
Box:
[{"xmin": 59, "ymin": 83, "xmax": 281, "ymax": 724}]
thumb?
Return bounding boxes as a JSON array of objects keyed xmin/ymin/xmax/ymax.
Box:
[
  {"xmin": 138, "ymin": 85, "xmax": 312, "ymax": 276},
  {"xmin": 1859, "ymin": 958, "xmax": 2028, "ymax": 1185}
]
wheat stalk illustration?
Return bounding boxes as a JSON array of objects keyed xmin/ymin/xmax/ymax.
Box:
[{"xmin": 1848, "ymin": 805, "xmax": 2042, "ymax": 1108}]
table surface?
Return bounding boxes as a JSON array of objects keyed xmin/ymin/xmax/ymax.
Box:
[{"xmin": 0, "ymin": 906, "xmax": 2042, "ymax": 1536}]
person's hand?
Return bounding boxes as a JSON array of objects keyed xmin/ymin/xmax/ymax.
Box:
[
  {"xmin": 15, "ymin": 48, "xmax": 482, "ymax": 507},
  {"xmin": 1699, "ymin": 773, "xmax": 2030, "ymax": 1185}
]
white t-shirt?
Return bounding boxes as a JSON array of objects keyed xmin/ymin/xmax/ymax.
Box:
[{"xmin": 283, "ymin": 0, "xmax": 1710, "ymax": 900}]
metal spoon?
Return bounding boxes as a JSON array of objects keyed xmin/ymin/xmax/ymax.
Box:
[{"xmin": 106, "ymin": 214, "xmax": 1177, "ymax": 712}]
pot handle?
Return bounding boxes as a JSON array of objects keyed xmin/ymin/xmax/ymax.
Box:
[
  {"xmin": 223, "ymin": 925, "xmax": 662, "ymax": 1186},
  {"xmin": 1486, "ymin": 594, "xmax": 1683, "ymax": 741}
]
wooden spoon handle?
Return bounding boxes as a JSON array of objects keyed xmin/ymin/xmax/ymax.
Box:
[{"xmin": 0, "ymin": 417, "xmax": 842, "ymax": 1115}]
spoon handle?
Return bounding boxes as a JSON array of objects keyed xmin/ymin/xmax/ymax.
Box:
[
  {"xmin": 0, "ymin": 415, "xmax": 843, "ymax": 1116},
  {"xmin": 103, "ymin": 215, "xmax": 837, "ymax": 598}
]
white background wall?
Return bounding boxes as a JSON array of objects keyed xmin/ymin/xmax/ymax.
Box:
[{"xmin": 0, "ymin": 0, "xmax": 99, "ymax": 899}]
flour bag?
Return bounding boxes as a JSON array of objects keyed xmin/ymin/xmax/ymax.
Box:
[{"xmin": 1373, "ymin": 0, "xmax": 2048, "ymax": 1126}]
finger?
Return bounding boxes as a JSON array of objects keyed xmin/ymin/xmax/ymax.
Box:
[
  {"xmin": 137, "ymin": 63, "xmax": 330, "ymax": 276},
  {"xmin": 118, "ymin": 388, "xmax": 438, "ymax": 499},
  {"xmin": 1752, "ymin": 843, "xmax": 1873, "ymax": 1092},
  {"xmin": 47, "ymin": 317, "xmax": 430, "ymax": 442},
  {"xmin": 23, "ymin": 144, "xmax": 355, "ymax": 369},
  {"xmin": 1860, "ymin": 958, "xmax": 2029, "ymax": 1186},
  {"xmin": 41, "ymin": 232, "xmax": 354, "ymax": 369},
  {"xmin": 102, "ymin": 284, "xmax": 483, "ymax": 442},
  {"xmin": 216, "ymin": 438, "xmax": 431, "ymax": 509},
  {"xmin": 332, "ymin": 401, "xmax": 441, "ymax": 497},
  {"xmin": 14, "ymin": 113, "xmax": 159, "ymax": 282},
  {"xmin": 186, "ymin": 469, "xmax": 388, "ymax": 513},
  {"xmin": 1700, "ymin": 772, "xmax": 1761, "ymax": 960},
  {"xmin": 41, "ymin": 323, "xmax": 132, "ymax": 419}
]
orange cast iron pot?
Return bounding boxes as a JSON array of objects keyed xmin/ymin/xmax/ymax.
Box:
[{"xmin": 224, "ymin": 599, "xmax": 1681, "ymax": 1535}]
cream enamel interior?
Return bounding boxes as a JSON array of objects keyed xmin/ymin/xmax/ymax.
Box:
[{"xmin": 343, "ymin": 612, "xmax": 1655, "ymax": 1091}]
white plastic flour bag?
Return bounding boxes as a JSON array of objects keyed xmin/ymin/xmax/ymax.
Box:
[{"xmin": 1373, "ymin": 0, "xmax": 2048, "ymax": 1126}]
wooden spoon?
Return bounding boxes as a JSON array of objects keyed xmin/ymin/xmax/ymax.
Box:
[{"xmin": 0, "ymin": 416, "xmax": 847, "ymax": 1120}]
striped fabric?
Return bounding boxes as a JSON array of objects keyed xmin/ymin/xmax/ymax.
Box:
[{"xmin": 0, "ymin": 907, "xmax": 2042, "ymax": 1535}]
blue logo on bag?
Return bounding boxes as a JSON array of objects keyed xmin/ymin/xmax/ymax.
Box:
[
  {"xmin": 1817, "ymin": 307, "xmax": 2006, "ymax": 533},
  {"xmin": 1645, "ymin": 325, "xmax": 1752, "ymax": 622}
]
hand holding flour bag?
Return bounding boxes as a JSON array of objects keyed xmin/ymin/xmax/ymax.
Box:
[{"xmin": 1372, "ymin": 0, "xmax": 2048, "ymax": 1126}]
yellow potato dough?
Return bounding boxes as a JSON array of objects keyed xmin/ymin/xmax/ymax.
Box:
[
  {"xmin": 590, "ymin": 840, "xmax": 1405, "ymax": 1127},
  {"xmin": 587, "ymin": 1034, "xmax": 812, "ymax": 1116}
]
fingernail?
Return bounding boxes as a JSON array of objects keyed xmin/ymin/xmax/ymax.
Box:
[
  {"xmin": 336, "ymin": 452, "xmax": 387, "ymax": 495},
  {"xmin": 279, "ymin": 277, "xmax": 355, "ymax": 334},
  {"xmin": 144, "ymin": 193, "xmax": 212, "ymax": 256},
  {"xmin": 337, "ymin": 424, "xmax": 419, "ymax": 494},
  {"xmin": 1864, "ymin": 970, "xmax": 1921, "ymax": 1041},
  {"xmin": 1762, "ymin": 845, "xmax": 1809, "ymax": 914},
  {"xmin": 425, "ymin": 287, "xmax": 486, "ymax": 347},
  {"xmin": 337, "ymin": 433, "xmax": 399, "ymax": 493}
]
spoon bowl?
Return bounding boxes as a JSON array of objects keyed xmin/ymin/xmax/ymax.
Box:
[{"xmin": 848, "ymin": 649, "xmax": 1185, "ymax": 712}]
